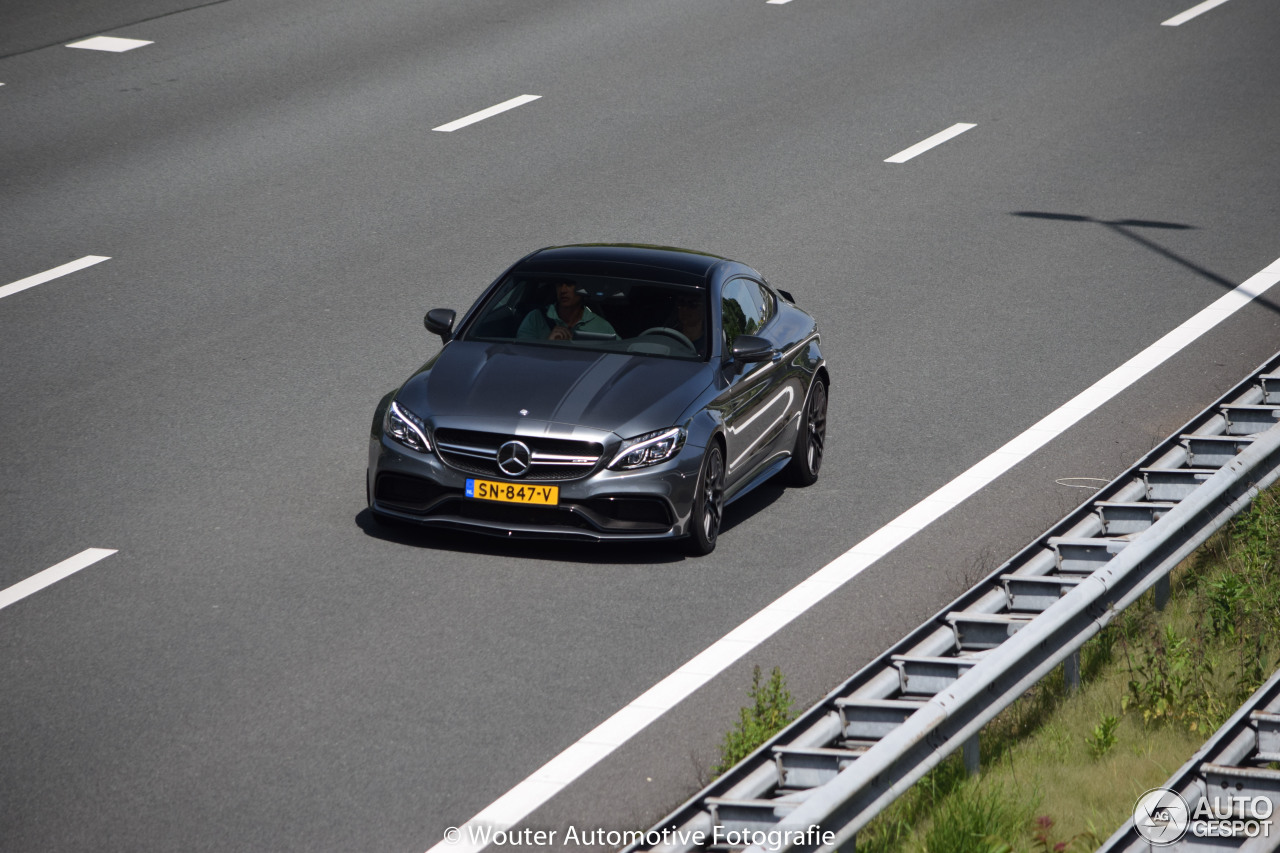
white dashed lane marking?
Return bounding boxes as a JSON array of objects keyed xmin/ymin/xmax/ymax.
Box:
[
  {"xmin": 0, "ymin": 550, "xmax": 117, "ymax": 612},
  {"xmin": 1163, "ymin": 0, "xmax": 1232, "ymax": 26},
  {"xmin": 0, "ymin": 256, "xmax": 110, "ymax": 301},
  {"xmin": 433, "ymin": 95, "xmax": 542, "ymax": 132},
  {"xmin": 66, "ymin": 36, "xmax": 153, "ymax": 52},
  {"xmin": 885, "ymin": 123, "xmax": 976, "ymax": 163}
]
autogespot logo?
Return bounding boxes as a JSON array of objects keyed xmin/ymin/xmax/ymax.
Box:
[
  {"xmin": 1134, "ymin": 786, "xmax": 1275, "ymax": 843},
  {"xmin": 1134, "ymin": 788, "xmax": 1190, "ymax": 845}
]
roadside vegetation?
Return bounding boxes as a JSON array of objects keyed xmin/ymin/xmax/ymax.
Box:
[
  {"xmin": 855, "ymin": 488, "xmax": 1280, "ymax": 853},
  {"xmin": 709, "ymin": 492, "xmax": 1280, "ymax": 852},
  {"xmin": 714, "ymin": 665, "xmax": 796, "ymax": 777}
]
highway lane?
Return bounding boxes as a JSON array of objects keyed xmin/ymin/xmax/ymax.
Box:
[{"xmin": 2, "ymin": 0, "xmax": 1279, "ymax": 850}]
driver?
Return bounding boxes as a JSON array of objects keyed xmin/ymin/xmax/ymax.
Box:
[
  {"xmin": 516, "ymin": 278, "xmax": 617, "ymax": 341},
  {"xmin": 672, "ymin": 292, "xmax": 706, "ymax": 351}
]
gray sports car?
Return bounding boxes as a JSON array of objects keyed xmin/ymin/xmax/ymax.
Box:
[{"xmin": 366, "ymin": 244, "xmax": 827, "ymax": 554}]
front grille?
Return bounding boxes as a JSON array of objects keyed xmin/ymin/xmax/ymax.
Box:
[
  {"xmin": 437, "ymin": 455, "xmax": 592, "ymax": 481},
  {"xmin": 433, "ymin": 428, "xmax": 604, "ymax": 482}
]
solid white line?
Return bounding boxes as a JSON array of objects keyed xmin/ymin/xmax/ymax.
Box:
[
  {"xmin": 0, "ymin": 256, "xmax": 110, "ymax": 301},
  {"xmin": 0, "ymin": 549, "xmax": 117, "ymax": 611},
  {"xmin": 432, "ymin": 95, "xmax": 541, "ymax": 132},
  {"xmin": 885, "ymin": 122, "xmax": 976, "ymax": 163},
  {"xmin": 766, "ymin": 0, "xmax": 795, "ymax": 5},
  {"xmin": 428, "ymin": 254, "xmax": 1280, "ymax": 853},
  {"xmin": 66, "ymin": 36, "xmax": 153, "ymax": 52},
  {"xmin": 1162, "ymin": 0, "xmax": 1232, "ymax": 25}
]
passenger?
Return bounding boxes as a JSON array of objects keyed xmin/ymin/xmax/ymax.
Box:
[{"xmin": 516, "ymin": 278, "xmax": 617, "ymax": 341}]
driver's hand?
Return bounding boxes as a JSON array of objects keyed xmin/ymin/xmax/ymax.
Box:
[{"xmin": 548, "ymin": 324, "xmax": 572, "ymax": 341}]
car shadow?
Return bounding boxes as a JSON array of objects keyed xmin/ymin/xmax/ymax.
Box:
[
  {"xmin": 353, "ymin": 477, "xmax": 787, "ymax": 564},
  {"xmin": 720, "ymin": 478, "xmax": 787, "ymax": 535}
]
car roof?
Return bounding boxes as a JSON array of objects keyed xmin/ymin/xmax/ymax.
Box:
[{"xmin": 516, "ymin": 244, "xmax": 734, "ymax": 287}]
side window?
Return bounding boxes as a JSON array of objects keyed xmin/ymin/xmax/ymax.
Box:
[
  {"xmin": 721, "ymin": 278, "xmax": 764, "ymax": 350},
  {"xmin": 749, "ymin": 281, "xmax": 774, "ymax": 327}
]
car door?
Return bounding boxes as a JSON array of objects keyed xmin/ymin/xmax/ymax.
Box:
[{"xmin": 717, "ymin": 277, "xmax": 791, "ymax": 490}]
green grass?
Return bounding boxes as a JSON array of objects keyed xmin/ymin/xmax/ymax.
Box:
[{"xmin": 852, "ymin": 489, "xmax": 1280, "ymax": 853}]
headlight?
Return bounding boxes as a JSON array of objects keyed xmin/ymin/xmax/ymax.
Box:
[
  {"xmin": 609, "ymin": 427, "xmax": 685, "ymax": 470},
  {"xmin": 385, "ymin": 401, "xmax": 431, "ymax": 453}
]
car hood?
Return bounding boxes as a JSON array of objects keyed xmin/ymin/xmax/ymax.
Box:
[{"xmin": 397, "ymin": 341, "xmax": 712, "ymax": 439}]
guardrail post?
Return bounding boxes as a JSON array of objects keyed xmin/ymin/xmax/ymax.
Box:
[
  {"xmin": 1154, "ymin": 574, "xmax": 1170, "ymax": 611},
  {"xmin": 1065, "ymin": 650, "xmax": 1082, "ymax": 694},
  {"xmin": 963, "ymin": 734, "xmax": 980, "ymax": 776}
]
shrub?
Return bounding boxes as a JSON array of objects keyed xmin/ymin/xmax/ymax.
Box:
[
  {"xmin": 1085, "ymin": 714, "xmax": 1119, "ymax": 759},
  {"xmin": 714, "ymin": 665, "xmax": 795, "ymax": 776}
]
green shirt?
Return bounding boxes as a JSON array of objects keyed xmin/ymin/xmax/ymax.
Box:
[{"xmin": 516, "ymin": 304, "xmax": 617, "ymax": 340}]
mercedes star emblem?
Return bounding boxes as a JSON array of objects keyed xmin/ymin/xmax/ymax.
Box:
[{"xmin": 496, "ymin": 440, "xmax": 532, "ymax": 477}]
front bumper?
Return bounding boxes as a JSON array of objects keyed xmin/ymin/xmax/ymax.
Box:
[{"xmin": 367, "ymin": 434, "xmax": 704, "ymax": 542}]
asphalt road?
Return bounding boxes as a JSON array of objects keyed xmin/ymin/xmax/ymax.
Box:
[{"xmin": 2, "ymin": 1, "xmax": 1279, "ymax": 851}]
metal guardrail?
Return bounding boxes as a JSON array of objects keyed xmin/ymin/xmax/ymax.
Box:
[
  {"xmin": 1097, "ymin": 668, "xmax": 1280, "ymax": 852},
  {"xmin": 624, "ymin": 351, "xmax": 1280, "ymax": 853}
]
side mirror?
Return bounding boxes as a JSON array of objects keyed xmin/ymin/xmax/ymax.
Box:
[
  {"xmin": 729, "ymin": 334, "xmax": 775, "ymax": 363},
  {"xmin": 424, "ymin": 308, "xmax": 456, "ymax": 343}
]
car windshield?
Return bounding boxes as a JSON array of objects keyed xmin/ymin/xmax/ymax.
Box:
[{"xmin": 462, "ymin": 272, "xmax": 709, "ymax": 360}]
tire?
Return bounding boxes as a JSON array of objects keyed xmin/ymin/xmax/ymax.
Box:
[
  {"xmin": 786, "ymin": 375, "xmax": 827, "ymax": 486},
  {"xmin": 685, "ymin": 443, "xmax": 725, "ymax": 555}
]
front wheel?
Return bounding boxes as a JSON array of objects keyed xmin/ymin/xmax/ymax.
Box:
[
  {"xmin": 685, "ymin": 443, "xmax": 725, "ymax": 555},
  {"xmin": 786, "ymin": 376, "xmax": 827, "ymax": 486}
]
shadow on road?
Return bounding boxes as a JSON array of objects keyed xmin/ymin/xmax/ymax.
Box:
[{"xmin": 1011, "ymin": 211, "xmax": 1280, "ymax": 317}]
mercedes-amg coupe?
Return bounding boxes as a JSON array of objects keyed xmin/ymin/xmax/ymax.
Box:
[{"xmin": 367, "ymin": 244, "xmax": 827, "ymax": 554}]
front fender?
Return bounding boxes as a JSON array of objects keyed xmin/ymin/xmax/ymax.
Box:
[{"xmin": 682, "ymin": 407, "xmax": 723, "ymax": 453}]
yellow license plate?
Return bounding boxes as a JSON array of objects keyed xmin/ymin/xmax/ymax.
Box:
[{"xmin": 466, "ymin": 479, "xmax": 559, "ymax": 505}]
